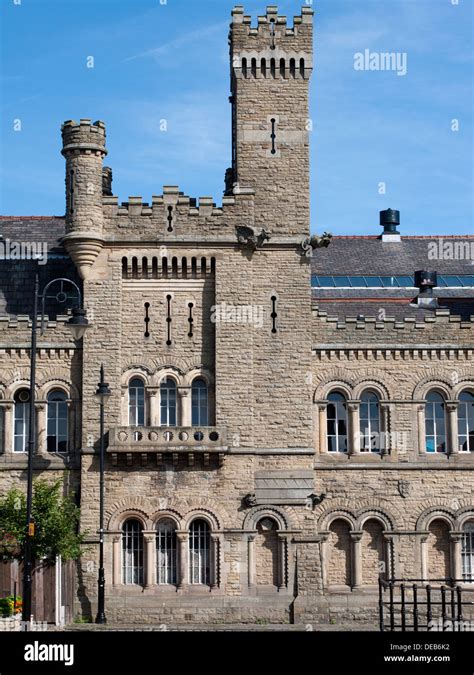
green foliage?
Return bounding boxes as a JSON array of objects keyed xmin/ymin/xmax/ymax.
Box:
[
  {"xmin": 0, "ymin": 595, "xmax": 22, "ymax": 617},
  {"xmin": 0, "ymin": 478, "xmax": 85, "ymax": 562}
]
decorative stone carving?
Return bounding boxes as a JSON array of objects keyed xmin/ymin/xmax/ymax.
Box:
[
  {"xmin": 243, "ymin": 493, "xmax": 258, "ymax": 508},
  {"xmin": 236, "ymin": 225, "xmax": 271, "ymax": 251},
  {"xmin": 300, "ymin": 232, "xmax": 332, "ymax": 256},
  {"xmin": 306, "ymin": 493, "xmax": 326, "ymax": 510},
  {"xmin": 398, "ymin": 479, "xmax": 410, "ymax": 498}
]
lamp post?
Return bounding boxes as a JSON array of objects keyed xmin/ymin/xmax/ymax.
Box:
[
  {"xmin": 95, "ymin": 364, "xmax": 111, "ymax": 624},
  {"xmin": 22, "ymin": 276, "xmax": 89, "ymax": 630}
]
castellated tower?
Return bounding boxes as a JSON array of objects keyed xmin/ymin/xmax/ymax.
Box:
[
  {"xmin": 61, "ymin": 119, "xmax": 107, "ymax": 279},
  {"xmin": 230, "ymin": 5, "xmax": 313, "ymax": 236}
]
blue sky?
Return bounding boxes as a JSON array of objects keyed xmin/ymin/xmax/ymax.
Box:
[{"xmin": 0, "ymin": 0, "xmax": 472, "ymax": 235}]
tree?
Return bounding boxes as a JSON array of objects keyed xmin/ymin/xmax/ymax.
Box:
[{"xmin": 0, "ymin": 478, "xmax": 85, "ymax": 563}]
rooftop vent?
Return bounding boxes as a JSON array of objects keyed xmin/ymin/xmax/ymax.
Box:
[
  {"xmin": 380, "ymin": 209, "xmax": 401, "ymax": 242},
  {"xmin": 414, "ymin": 270, "xmax": 439, "ymax": 310}
]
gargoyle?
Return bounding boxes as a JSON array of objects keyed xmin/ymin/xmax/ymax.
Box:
[
  {"xmin": 236, "ymin": 226, "xmax": 271, "ymax": 251},
  {"xmin": 243, "ymin": 493, "xmax": 258, "ymax": 508},
  {"xmin": 306, "ymin": 493, "xmax": 326, "ymax": 510},
  {"xmin": 300, "ymin": 232, "xmax": 332, "ymax": 257}
]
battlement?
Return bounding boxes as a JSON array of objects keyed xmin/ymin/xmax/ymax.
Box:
[
  {"xmin": 61, "ymin": 119, "xmax": 107, "ymax": 156},
  {"xmin": 231, "ymin": 5, "xmax": 313, "ymax": 31},
  {"xmin": 230, "ymin": 5, "xmax": 313, "ymax": 60},
  {"xmin": 312, "ymin": 306, "xmax": 474, "ymax": 331},
  {"xmin": 102, "ymin": 185, "xmax": 243, "ymax": 219}
]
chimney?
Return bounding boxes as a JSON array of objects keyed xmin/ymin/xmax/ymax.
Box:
[
  {"xmin": 380, "ymin": 209, "xmax": 401, "ymax": 242},
  {"xmin": 414, "ymin": 270, "xmax": 439, "ymax": 310}
]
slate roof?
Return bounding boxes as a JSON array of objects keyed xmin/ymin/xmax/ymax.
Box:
[
  {"xmin": 0, "ymin": 217, "xmax": 79, "ymax": 317},
  {"xmin": 312, "ymin": 235, "xmax": 474, "ymax": 321}
]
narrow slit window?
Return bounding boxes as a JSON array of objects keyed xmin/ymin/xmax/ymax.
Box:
[
  {"xmin": 271, "ymin": 295, "xmax": 278, "ymax": 333},
  {"xmin": 270, "ymin": 119, "xmax": 276, "ymax": 155},
  {"xmin": 144, "ymin": 303, "xmax": 150, "ymax": 338},
  {"xmin": 166, "ymin": 294, "xmax": 172, "ymax": 346},
  {"xmin": 188, "ymin": 302, "xmax": 194, "ymax": 338}
]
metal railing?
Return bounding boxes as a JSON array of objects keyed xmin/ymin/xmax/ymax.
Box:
[{"xmin": 379, "ymin": 577, "xmax": 473, "ymax": 632}]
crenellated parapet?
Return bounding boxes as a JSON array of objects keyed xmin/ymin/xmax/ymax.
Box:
[
  {"xmin": 231, "ymin": 6, "xmax": 314, "ymax": 78},
  {"xmin": 312, "ymin": 306, "xmax": 474, "ymax": 347},
  {"xmin": 101, "ymin": 185, "xmax": 256, "ymax": 241}
]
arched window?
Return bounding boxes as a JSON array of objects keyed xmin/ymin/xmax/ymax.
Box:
[
  {"xmin": 192, "ymin": 379, "xmax": 208, "ymax": 427},
  {"xmin": 129, "ymin": 378, "xmax": 145, "ymax": 426},
  {"xmin": 14, "ymin": 389, "xmax": 30, "ymax": 453},
  {"xmin": 122, "ymin": 519, "xmax": 144, "ymax": 585},
  {"xmin": 425, "ymin": 392, "xmax": 447, "ymax": 453},
  {"xmin": 458, "ymin": 391, "xmax": 474, "ymax": 453},
  {"xmin": 47, "ymin": 390, "xmax": 68, "ymax": 453},
  {"xmin": 156, "ymin": 519, "xmax": 177, "ymax": 585},
  {"xmin": 160, "ymin": 378, "xmax": 177, "ymax": 427},
  {"xmin": 360, "ymin": 391, "xmax": 381, "ymax": 452},
  {"xmin": 189, "ymin": 519, "xmax": 210, "ymax": 585},
  {"xmin": 327, "ymin": 392, "xmax": 348, "ymax": 453},
  {"xmin": 462, "ymin": 522, "xmax": 474, "ymax": 582}
]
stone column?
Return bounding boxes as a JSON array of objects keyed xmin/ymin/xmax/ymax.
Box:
[
  {"xmin": 67, "ymin": 399, "xmax": 76, "ymax": 456},
  {"xmin": 120, "ymin": 387, "xmax": 128, "ymax": 426},
  {"xmin": 382, "ymin": 533, "xmax": 394, "ymax": 579},
  {"xmin": 320, "ymin": 535, "xmax": 328, "ymax": 589},
  {"xmin": 446, "ymin": 402, "xmax": 459, "ymax": 455},
  {"xmin": 36, "ymin": 403, "xmax": 47, "ymax": 455},
  {"xmin": 277, "ymin": 534, "xmax": 287, "ymax": 590},
  {"xmin": 318, "ymin": 404, "xmax": 327, "ymax": 453},
  {"xmin": 143, "ymin": 532, "xmax": 156, "ymax": 587},
  {"xmin": 450, "ymin": 533, "xmax": 463, "ymax": 582},
  {"xmin": 380, "ymin": 403, "xmax": 391, "ymax": 456},
  {"xmin": 176, "ymin": 532, "xmax": 188, "ymax": 590},
  {"xmin": 351, "ymin": 531, "xmax": 363, "ymax": 589},
  {"xmin": 247, "ymin": 534, "xmax": 256, "ymax": 588},
  {"xmin": 210, "ymin": 534, "xmax": 220, "ymax": 589},
  {"xmin": 148, "ymin": 389, "xmax": 159, "ymax": 427},
  {"xmin": 420, "ymin": 533, "xmax": 429, "ymax": 582},
  {"xmin": 112, "ymin": 534, "xmax": 122, "ymax": 585},
  {"xmin": 2, "ymin": 403, "xmax": 13, "ymax": 455},
  {"xmin": 417, "ymin": 404, "xmax": 426, "ymax": 454},
  {"xmin": 348, "ymin": 402, "xmax": 360, "ymax": 454},
  {"xmin": 177, "ymin": 388, "xmax": 191, "ymax": 427}
]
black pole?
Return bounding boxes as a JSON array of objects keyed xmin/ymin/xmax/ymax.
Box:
[
  {"xmin": 22, "ymin": 275, "xmax": 38, "ymax": 629},
  {"xmin": 96, "ymin": 364, "xmax": 107, "ymax": 624}
]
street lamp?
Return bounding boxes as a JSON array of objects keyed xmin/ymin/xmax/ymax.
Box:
[
  {"xmin": 95, "ymin": 364, "xmax": 111, "ymax": 624},
  {"xmin": 22, "ymin": 276, "xmax": 89, "ymax": 630}
]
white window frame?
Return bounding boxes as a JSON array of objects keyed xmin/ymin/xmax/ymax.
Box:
[
  {"xmin": 327, "ymin": 392, "xmax": 348, "ymax": 453},
  {"xmin": 359, "ymin": 391, "xmax": 381, "ymax": 453},
  {"xmin": 189, "ymin": 519, "xmax": 211, "ymax": 585},
  {"xmin": 191, "ymin": 378, "xmax": 208, "ymax": 427},
  {"xmin": 129, "ymin": 378, "xmax": 146, "ymax": 427},
  {"xmin": 458, "ymin": 392, "xmax": 474, "ymax": 453},
  {"xmin": 13, "ymin": 390, "xmax": 30, "ymax": 454},
  {"xmin": 425, "ymin": 392, "xmax": 447, "ymax": 453},
  {"xmin": 47, "ymin": 390, "xmax": 69, "ymax": 454},
  {"xmin": 122, "ymin": 519, "xmax": 144, "ymax": 585},
  {"xmin": 462, "ymin": 522, "xmax": 474, "ymax": 583},
  {"xmin": 160, "ymin": 378, "xmax": 177, "ymax": 427},
  {"xmin": 156, "ymin": 519, "xmax": 177, "ymax": 585}
]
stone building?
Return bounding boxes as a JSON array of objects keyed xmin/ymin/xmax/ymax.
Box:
[{"xmin": 0, "ymin": 6, "xmax": 473, "ymax": 626}]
